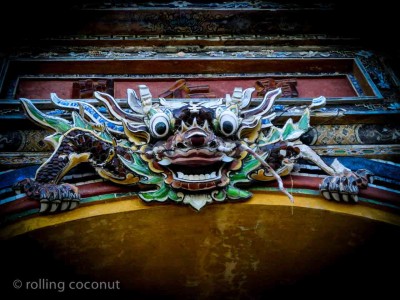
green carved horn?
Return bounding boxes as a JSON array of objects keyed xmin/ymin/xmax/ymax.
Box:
[{"xmin": 20, "ymin": 98, "xmax": 72, "ymax": 133}]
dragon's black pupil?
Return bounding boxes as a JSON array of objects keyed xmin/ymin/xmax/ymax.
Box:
[
  {"xmin": 222, "ymin": 121, "xmax": 234, "ymax": 134},
  {"xmin": 155, "ymin": 122, "xmax": 167, "ymax": 135}
]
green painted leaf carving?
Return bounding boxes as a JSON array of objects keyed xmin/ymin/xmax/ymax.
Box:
[
  {"xmin": 212, "ymin": 190, "xmax": 226, "ymax": 202},
  {"xmin": 20, "ymin": 98, "xmax": 71, "ymax": 133},
  {"xmin": 98, "ymin": 131, "xmax": 112, "ymax": 142},
  {"xmin": 281, "ymin": 119, "xmax": 296, "ymax": 140},
  {"xmin": 263, "ymin": 127, "xmax": 281, "ymax": 144},
  {"xmin": 298, "ymin": 108, "xmax": 310, "ymax": 131},
  {"xmin": 139, "ymin": 182, "xmax": 170, "ymax": 202},
  {"xmin": 140, "ymin": 175, "xmax": 164, "ymax": 185},
  {"xmin": 72, "ymin": 112, "xmax": 92, "ymax": 130},
  {"xmin": 120, "ymin": 153, "xmax": 148, "ymax": 175},
  {"xmin": 226, "ymin": 185, "xmax": 252, "ymax": 200},
  {"xmin": 168, "ymin": 189, "xmax": 183, "ymax": 202},
  {"xmin": 44, "ymin": 132, "xmax": 63, "ymax": 148},
  {"xmin": 119, "ymin": 153, "xmax": 163, "ymax": 185},
  {"xmin": 230, "ymin": 151, "xmax": 268, "ymax": 184},
  {"xmin": 72, "ymin": 112, "xmax": 115, "ymax": 142}
]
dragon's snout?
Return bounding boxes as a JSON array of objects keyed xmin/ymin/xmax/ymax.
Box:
[
  {"xmin": 189, "ymin": 134, "xmax": 206, "ymax": 147},
  {"xmin": 183, "ymin": 128, "xmax": 210, "ymax": 148}
]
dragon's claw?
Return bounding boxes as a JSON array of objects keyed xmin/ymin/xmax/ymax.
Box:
[
  {"xmin": 320, "ymin": 169, "xmax": 373, "ymax": 203},
  {"xmin": 13, "ymin": 178, "xmax": 80, "ymax": 213}
]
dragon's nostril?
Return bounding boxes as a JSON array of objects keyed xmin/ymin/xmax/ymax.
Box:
[
  {"xmin": 209, "ymin": 140, "xmax": 217, "ymax": 148},
  {"xmin": 190, "ymin": 135, "xmax": 205, "ymax": 147},
  {"xmin": 176, "ymin": 142, "xmax": 186, "ymax": 149}
]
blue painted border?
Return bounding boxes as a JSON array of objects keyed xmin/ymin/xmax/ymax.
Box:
[
  {"xmin": 321, "ymin": 157, "xmax": 400, "ymax": 181},
  {"xmin": 0, "ymin": 166, "xmax": 39, "ymax": 190}
]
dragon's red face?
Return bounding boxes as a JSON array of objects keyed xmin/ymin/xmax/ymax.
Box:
[{"xmin": 142, "ymin": 104, "xmax": 245, "ymax": 191}]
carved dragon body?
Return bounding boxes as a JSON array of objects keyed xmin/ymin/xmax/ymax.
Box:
[{"xmin": 15, "ymin": 86, "xmax": 372, "ymax": 212}]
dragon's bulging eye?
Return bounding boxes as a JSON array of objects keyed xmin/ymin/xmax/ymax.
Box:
[
  {"xmin": 219, "ymin": 111, "xmax": 238, "ymax": 136},
  {"xmin": 155, "ymin": 122, "xmax": 167, "ymax": 135},
  {"xmin": 150, "ymin": 113, "xmax": 170, "ymax": 138}
]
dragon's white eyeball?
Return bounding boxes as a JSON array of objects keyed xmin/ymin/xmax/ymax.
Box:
[
  {"xmin": 219, "ymin": 111, "xmax": 239, "ymax": 136},
  {"xmin": 150, "ymin": 113, "xmax": 170, "ymax": 138}
]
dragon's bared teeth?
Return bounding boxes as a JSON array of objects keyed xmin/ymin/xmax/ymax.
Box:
[
  {"xmin": 202, "ymin": 120, "xmax": 210, "ymax": 131},
  {"xmin": 175, "ymin": 171, "xmax": 218, "ymax": 181},
  {"xmin": 180, "ymin": 120, "xmax": 189, "ymax": 132}
]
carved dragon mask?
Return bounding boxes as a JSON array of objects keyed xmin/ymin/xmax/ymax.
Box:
[{"xmin": 18, "ymin": 85, "xmax": 332, "ymax": 211}]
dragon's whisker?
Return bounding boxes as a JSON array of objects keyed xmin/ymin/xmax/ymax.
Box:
[{"xmin": 238, "ymin": 144, "xmax": 294, "ymax": 203}]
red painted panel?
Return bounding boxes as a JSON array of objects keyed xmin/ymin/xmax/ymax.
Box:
[
  {"xmin": 115, "ymin": 77, "xmax": 356, "ymax": 98},
  {"xmin": 16, "ymin": 80, "xmax": 73, "ymax": 99},
  {"xmin": 16, "ymin": 76, "xmax": 356, "ymax": 99}
]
